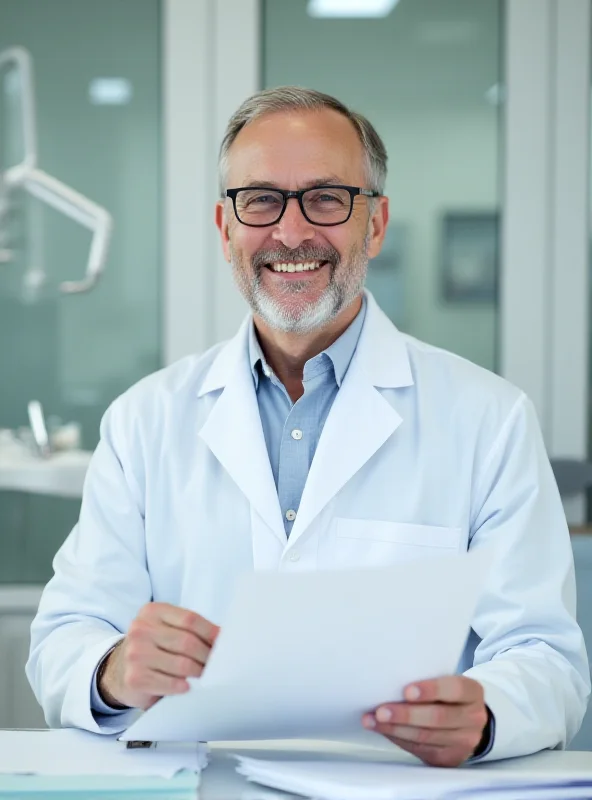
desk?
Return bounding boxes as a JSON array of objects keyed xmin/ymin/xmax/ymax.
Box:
[{"xmin": 1, "ymin": 738, "xmax": 591, "ymax": 799}]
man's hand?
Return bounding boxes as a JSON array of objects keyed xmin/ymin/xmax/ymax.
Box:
[
  {"xmin": 362, "ymin": 676, "xmax": 489, "ymax": 767},
  {"xmin": 98, "ymin": 603, "xmax": 220, "ymax": 711}
]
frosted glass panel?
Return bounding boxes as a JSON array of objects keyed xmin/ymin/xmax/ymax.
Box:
[
  {"xmin": 0, "ymin": 0, "xmax": 161, "ymax": 583},
  {"xmin": 262, "ymin": 0, "xmax": 501, "ymax": 371}
]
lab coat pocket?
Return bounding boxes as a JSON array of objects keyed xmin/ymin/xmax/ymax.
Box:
[{"xmin": 328, "ymin": 518, "xmax": 462, "ymax": 568}]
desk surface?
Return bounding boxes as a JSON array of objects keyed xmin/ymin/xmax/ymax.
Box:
[{"xmin": 2, "ymin": 738, "xmax": 591, "ymax": 799}]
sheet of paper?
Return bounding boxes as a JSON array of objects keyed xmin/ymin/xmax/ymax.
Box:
[
  {"xmin": 234, "ymin": 757, "xmax": 592, "ymax": 800},
  {"xmin": 0, "ymin": 729, "xmax": 207, "ymax": 778},
  {"xmin": 124, "ymin": 548, "xmax": 490, "ymax": 743}
]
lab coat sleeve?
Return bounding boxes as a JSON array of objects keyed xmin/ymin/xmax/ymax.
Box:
[
  {"xmin": 464, "ymin": 393, "xmax": 591, "ymax": 761},
  {"xmin": 26, "ymin": 400, "xmax": 150, "ymax": 733}
]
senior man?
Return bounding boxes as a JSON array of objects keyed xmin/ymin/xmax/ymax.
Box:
[{"xmin": 27, "ymin": 86, "xmax": 589, "ymax": 767}]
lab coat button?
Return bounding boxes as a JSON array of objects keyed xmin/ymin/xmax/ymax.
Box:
[{"xmin": 289, "ymin": 551, "xmax": 300, "ymax": 562}]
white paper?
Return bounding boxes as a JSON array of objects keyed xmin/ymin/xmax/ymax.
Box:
[
  {"xmin": 234, "ymin": 757, "xmax": 592, "ymax": 800},
  {"xmin": 0, "ymin": 729, "xmax": 207, "ymax": 778},
  {"xmin": 124, "ymin": 548, "xmax": 490, "ymax": 743}
]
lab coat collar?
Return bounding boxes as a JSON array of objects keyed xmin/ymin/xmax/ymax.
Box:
[
  {"xmin": 355, "ymin": 290, "xmax": 414, "ymax": 389},
  {"xmin": 197, "ymin": 317, "xmax": 286, "ymax": 544},
  {"xmin": 288, "ymin": 292, "xmax": 413, "ymax": 543},
  {"xmin": 197, "ymin": 291, "xmax": 414, "ymax": 547},
  {"xmin": 197, "ymin": 290, "xmax": 414, "ymax": 397}
]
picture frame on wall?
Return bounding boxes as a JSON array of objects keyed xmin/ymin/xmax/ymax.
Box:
[{"xmin": 440, "ymin": 212, "xmax": 499, "ymax": 303}]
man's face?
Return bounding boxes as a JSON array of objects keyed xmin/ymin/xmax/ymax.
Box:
[{"xmin": 215, "ymin": 108, "xmax": 389, "ymax": 334}]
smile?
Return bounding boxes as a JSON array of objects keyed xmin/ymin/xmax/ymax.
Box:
[{"xmin": 268, "ymin": 261, "xmax": 325, "ymax": 273}]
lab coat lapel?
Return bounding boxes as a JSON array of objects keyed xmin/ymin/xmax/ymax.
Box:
[
  {"xmin": 198, "ymin": 321, "xmax": 286, "ymax": 546},
  {"xmin": 289, "ymin": 294, "xmax": 414, "ymax": 545}
]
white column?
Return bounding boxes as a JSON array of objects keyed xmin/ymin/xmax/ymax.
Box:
[
  {"xmin": 500, "ymin": 0, "xmax": 554, "ymax": 432},
  {"xmin": 210, "ymin": 0, "xmax": 261, "ymax": 345},
  {"xmin": 549, "ymin": 0, "xmax": 591, "ymax": 521},
  {"xmin": 163, "ymin": 0, "xmax": 213, "ymax": 364},
  {"xmin": 163, "ymin": 0, "xmax": 260, "ymax": 361}
]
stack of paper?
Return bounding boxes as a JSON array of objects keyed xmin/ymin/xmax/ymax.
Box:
[
  {"xmin": 0, "ymin": 729, "xmax": 207, "ymax": 778},
  {"xmin": 123, "ymin": 549, "xmax": 490, "ymax": 743},
  {"xmin": 235, "ymin": 757, "xmax": 592, "ymax": 800}
]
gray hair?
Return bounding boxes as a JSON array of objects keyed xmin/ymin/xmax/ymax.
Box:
[{"xmin": 218, "ymin": 86, "xmax": 387, "ymax": 196}]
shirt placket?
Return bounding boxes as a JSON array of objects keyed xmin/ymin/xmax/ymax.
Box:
[{"xmin": 277, "ymin": 364, "xmax": 328, "ymax": 537}]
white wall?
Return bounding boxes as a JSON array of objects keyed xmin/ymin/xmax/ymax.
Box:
[{"xmin": 378, "ymin": 107, "xmax": 498, "ymax": 371}]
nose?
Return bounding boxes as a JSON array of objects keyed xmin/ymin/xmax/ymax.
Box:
[{"xmin": 271, "ymin": 196, "xmax": 316, "ymax": 250}]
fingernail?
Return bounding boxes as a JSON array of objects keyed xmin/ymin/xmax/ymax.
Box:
[
  {"xmin": 363, "ymin": 715, "xmax": 376, "ymax": 729},
  {"xmin": 406, "ymin": 685, "xmax": 421, "ymax": 701},
  {"xmin": 375, "ymin": 707, "xmax": 392, "ymax": 722}
]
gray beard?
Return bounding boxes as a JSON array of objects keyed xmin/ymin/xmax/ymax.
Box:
[{"xmin": 230, "ymin": 234, "xmax": 370, "ymax": 334}]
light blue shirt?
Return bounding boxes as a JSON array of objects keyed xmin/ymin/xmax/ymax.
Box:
[{"xmin": 248, "ymin": 299, "xmax": 366, "ymax": 538}]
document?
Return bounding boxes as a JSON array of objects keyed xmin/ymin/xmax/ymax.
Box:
[
  {"xmin": 0, "ymin": 729, "xmax": 207, "ymax": 778},
  {"xmin": 234, "ymin": 757, "xmax": 592, "ymax": 800},
  {"xmin": 123, "ymin": 547, "xmax": 490, "ymax": 743}
]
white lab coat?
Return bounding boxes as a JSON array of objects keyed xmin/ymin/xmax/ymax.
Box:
[{"xmin": 27, "ymin": 292, "xmax": 590, "ymax": 761}]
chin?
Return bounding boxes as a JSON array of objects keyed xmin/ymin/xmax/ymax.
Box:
[{"xmin": 257, "ymin": 299, "xmax": 338, "ymax": 335}]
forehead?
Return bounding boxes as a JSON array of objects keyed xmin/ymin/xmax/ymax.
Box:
[{"xmin": 225, "ymin": 108, "xmax": 367, "ymax": 187}]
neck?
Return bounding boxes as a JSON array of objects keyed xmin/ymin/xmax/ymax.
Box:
[{"xmin": 254, "ymin": 295, "xmax": 363, "ymax": 401}]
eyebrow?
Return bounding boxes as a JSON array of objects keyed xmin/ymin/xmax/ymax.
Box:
[{"xmin": 239, "ymin": 175, "xmax": 347, "ymax": 190}]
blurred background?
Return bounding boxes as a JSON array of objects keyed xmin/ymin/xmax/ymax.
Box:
[{"xmin": 0, "ymin": 0, "xmax": 591, "ymax": 746}]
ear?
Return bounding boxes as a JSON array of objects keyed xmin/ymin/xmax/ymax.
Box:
[
  {"xmin": 366, "ymin": 196, "xmax": 389, "ymax": 260},
  {"xmin": 215, "ymin": 200, "xmax": 232, "ymax": 263}
]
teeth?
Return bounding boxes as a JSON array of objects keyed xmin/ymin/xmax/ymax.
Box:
[{"xmin": 271, "ymin": 262, "xmax": 322, "ymax": 273}]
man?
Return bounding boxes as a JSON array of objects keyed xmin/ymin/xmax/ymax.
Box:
[{"xmin": 27, "ymin": 87, "xmax": 589, "ymax": 767}]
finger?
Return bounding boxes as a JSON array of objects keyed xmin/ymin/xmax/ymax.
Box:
[
  {"xmin": 371, "ymin": 702, "xmax": 484, "ymax": 729},
  {"xmin": 162, "ymin": 606, "xmax": 220, "ymax": 645},
  {"xmin": 403, "ymin": 676, "xmax": 484, "ymax": 705},
  {"xmin": 148, "ymin": 647, "xmax": 205, "ymax": 679},
  {"xmin": 374, "ymin": 723, "xmax": 483, "ymax": 750},
  {"xmin": 124, "ymin": 662, "xmax": 190, "ymax": 697},
  {"xmin": 147, "ymin": 670, "xmax": 191, "ymax": 696},
  {"xmin": 144, "ymin": 603, "xmax": 220, "ymax": 645},
  {"xmin": 154, "ymin": 626, "xmax": 212, "ymax": 666}
]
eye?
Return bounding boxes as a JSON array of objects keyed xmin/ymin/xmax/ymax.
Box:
[
  {"xmin": 250, "ymin": 193, "xmax": 282, "ymax": 205},
  {"xmin": 305, "ymin": 188, "xmax": 349, "ymax": 207}
]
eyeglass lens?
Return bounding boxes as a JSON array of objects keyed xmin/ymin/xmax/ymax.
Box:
[{"xmin": 234, "ymin": 187, "xmax": 353, "ymax": 225}]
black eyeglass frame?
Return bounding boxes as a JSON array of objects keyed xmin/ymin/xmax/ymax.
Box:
[{"xmin": 224, "ymin": 184, "xmax": 381, "ymax": 227}]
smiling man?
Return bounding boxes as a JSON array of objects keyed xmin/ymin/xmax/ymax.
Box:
[{"xmin": 27, "ymin": 87, "xmax": 589, "ymax": 767}]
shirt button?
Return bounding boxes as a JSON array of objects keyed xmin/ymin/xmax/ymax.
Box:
[
  {"xmin": 289, "ymin": 551, "xmax": 300, "ymax": 562},
  {"xmin": 291, "ymin": 429, "xmax": 303, "ymax": 440},
  {"xmin": 263, "ymin": 366, "xmax": 272, "ymax": 377},
  {"xmin": 285, "ymin": 509, "xmax": 297, "ymax": 522}
]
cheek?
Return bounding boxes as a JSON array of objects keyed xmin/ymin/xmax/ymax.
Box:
[
  {"xmin": 229, "ymin": 228, "xmax": 265, "ymax": 263},
  {"xmin": 330, "ymin": 230, "xmax": 368, "ymax": 264},
  {"xmin": 322, "ymin": 230, "xmax": 351, "ymax": 259}
]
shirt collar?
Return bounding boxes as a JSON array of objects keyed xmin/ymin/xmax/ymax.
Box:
[{"xmin": 248, "ymin": 296, "xmax": 367, "ymax": 390}]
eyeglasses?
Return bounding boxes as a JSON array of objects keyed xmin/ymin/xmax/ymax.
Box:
[{"xmin": 225, "ymin": 185, "xmax": 380, "ymax": 227}]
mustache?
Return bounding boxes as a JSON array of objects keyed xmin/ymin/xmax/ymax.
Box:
[{"xmin": 251, "ymin": 244, "xmax": 340, "ymax": 271}]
